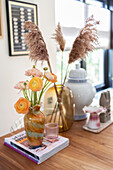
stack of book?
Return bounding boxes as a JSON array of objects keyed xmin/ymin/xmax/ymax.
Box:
[{"xmin": 4, "ymin": 131, "xmax": 69, "ymax": 164}]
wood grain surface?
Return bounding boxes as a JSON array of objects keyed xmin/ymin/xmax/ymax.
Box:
[{"xmin": 1, "ymin": 119, "xmax": 113, "ymax": 170}]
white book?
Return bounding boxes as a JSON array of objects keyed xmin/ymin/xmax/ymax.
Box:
[{"xmin": 4, "ymin": 131, "xmax": 69, "ymax": 164}]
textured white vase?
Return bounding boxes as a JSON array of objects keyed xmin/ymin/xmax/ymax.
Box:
[{"xmin": 66, "ymin": 63, "xmax": 96, "ymax": 120}]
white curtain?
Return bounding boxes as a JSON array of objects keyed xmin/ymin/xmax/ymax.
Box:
[
  {"xmin": 55, "ymin": 0, "xmax": 111, "ymax": 50},
  {"xmin": 55, "ymin": 0, "xmax": 85, "ymax": 50},
  {"xmin": 86, "ymin": 4, "xmax": 111, "ymax": 49}
]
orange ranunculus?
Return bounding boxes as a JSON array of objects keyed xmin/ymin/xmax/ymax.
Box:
[
  {"xmin": 14, "ymin": 97, "xmax": 31, "ymax": 114},
  {"xmin": 29, "ymin": 77, "xmax": 43, "ymax": 92},
  {"xmin": 44, "ymin": 72, "xmax": 57, "ymax": 83},
  {"xmin": 50, "ymin": 73, "xmax": 57, "ymax": 83}
]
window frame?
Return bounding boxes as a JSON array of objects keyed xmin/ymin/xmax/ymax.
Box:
[
  {"xmin": 79, "ymin": 0, "xmax": 112, "ymax": 91},
  {"xmin": 80, "ymin": 51, "xmax": 106, "ymax": 92},
  {"xmin": 56, "ymin": 0, "xmax": 112, "ymax": 91}
]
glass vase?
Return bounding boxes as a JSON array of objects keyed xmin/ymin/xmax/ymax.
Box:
[
  {"xmin": 24, "ymin": 105, "xmax": 45, "ymax": 147},
  {"xmin": 43, "ymin": 85, "xmax": 75, "ymax": 132}
]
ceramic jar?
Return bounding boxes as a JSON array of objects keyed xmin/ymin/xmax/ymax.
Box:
[
  {"xmin": 66, "ymin": 63, "xmax": 96, "ymax": 120},
  {"xmin": 88, "ymin": 113, "xmax": 100, "ymax": 129},
  {"xmin": 24, "ymin": 105, "xmax": 45, "ymax": 147}
]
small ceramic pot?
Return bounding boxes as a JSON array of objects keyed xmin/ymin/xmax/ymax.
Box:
[
  {"xmin": 83, "ymin": 106, "xmax": 106, "ymax": 129},
  {"xmin": 88, "ymin": 113, "xmax": 100, "ymax": 129}
]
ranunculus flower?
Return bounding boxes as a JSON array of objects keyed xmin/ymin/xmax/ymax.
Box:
[
  {"xmin": 14, "ymin": 97, "xmax": 31, "ymax": 114},
  {"xmin": 14, "ymin": 81, "xmax": 29, "ymax": 90},
  {"xmin": 44, "ymin": 72, "xmax": 57, "ymax": 83},
  {"xmin": 29, "ymin": 77, "xmax": 43, "ymax": 92},
  {"xmin": 25, "ymin": 68, "xmax": 43, "ymax": 77}
]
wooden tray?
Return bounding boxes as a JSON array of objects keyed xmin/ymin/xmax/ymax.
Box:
[{"xmin": 83, "ymin": 119, "xmax": 113, "ymax": 133}]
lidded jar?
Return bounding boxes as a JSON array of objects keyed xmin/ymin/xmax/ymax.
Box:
[{"xmin": 66, "ymin": 63, "xmax": 96, "ymax": 120}]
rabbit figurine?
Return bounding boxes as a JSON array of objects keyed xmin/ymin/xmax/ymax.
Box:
[{"xmin": 99, "ymin": 91, "xmax": 111, "ymax": 123}]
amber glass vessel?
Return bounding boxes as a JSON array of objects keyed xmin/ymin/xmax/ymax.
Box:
[
  {"xmin": 43, "ymin": 85, "xmax": 75, "ymax": 132},
  {"xmin": 24, "ymin": 105, "xmax": 45, "ymax": 147}
]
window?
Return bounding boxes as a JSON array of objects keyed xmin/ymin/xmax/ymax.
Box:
[
  {"xmin": 85, "ymin": 0, "xmax": 108, "ymax": 8},
  {"xmin": 56, "ymin": 51, "xmax": 69, "ymax": 84},
  {"xmin": 109, "ymin": 0, "xmax": 113, "ymax": 11},
  {"xmin": 76, "ymin": 0, "xmax": 84, "ymax": 2},
  {"xmin": 85, "ymin": 0, "xmax": 104, "ymax": 7},
  {"xmin": 56, "ymin": 49, "xmax": 104, "ymax": 88},
  {"xmin": 55, "ymin": 0, "xmax": 112, "ymax": 90},
  {"xmin": 86, "ymin": 49, "xmax": 104, "ymax": 86},
  {"xmin": 56, "ymin": 51, "xmax": 76, "ymax": 84}
]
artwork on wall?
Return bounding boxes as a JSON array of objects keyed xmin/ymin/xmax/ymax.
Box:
[
  {"xmin": 0, "ymin": 0, "xmax": 3, "ymax": 39},
  {"xmin": 6, "ymin": 0, "xmax": 38, "ymax": 56}
]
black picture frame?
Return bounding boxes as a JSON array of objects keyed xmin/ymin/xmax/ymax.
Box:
[
  {"xmin": 6, "ymin": 0, "xmax": 38, "ymax": 56},
  {"xmin": 0, "ymin": 0, "xmax": 3, "ymax": 38}
]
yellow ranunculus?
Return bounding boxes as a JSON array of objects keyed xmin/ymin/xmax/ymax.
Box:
[{"xmin": 29, "ymin": 77, "xmax": 43, "ymax": 92}]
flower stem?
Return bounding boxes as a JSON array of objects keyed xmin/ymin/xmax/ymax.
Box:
[
  {"xmin": 61, "ymin": 51, "xmax": 63, "ymax": 85},
  {"xmin": 43, "ymin": 82, "xmax": 52, "ymax": 93},
  {"xmin": 34, "ymin": 92, "xmax": 37, "ymax": 105},
  {"xmin": 25, "ymin": 88, "xmax": 29, "ymax": 101},
  {"xmin": 60, "ymin": 64, "xmax": 69, "ymax": 98},
  {"xmin": 31, "ymin": 91, "xmax": 33, "ymax": 107},
  {"xmin": 23, "ymin": 89, "xmax": 29, "ymax": 100},
  {"xmin": 38, "ymin": 80, "xmax": 49, "ymax": 104},
  {"xmin": 28, "ymin": 89, "xmax": 31, "ymax": 99},
  {"xmin": 47, "ymin": 59, "xmax": 59, "ymax": 98},
  {"xmin": 23, "ymin": 90, "xmax": 26, "ymax": 98}
]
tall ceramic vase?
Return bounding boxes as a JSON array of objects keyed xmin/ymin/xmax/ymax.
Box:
[
  {"xmin": 43, "ymin": 85, "xmax": 75, "ymax": 132},
  {"xmin": 24, "ymin": 105, "xmax": 45, "ymax": 147}
]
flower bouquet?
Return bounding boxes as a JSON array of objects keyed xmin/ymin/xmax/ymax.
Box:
[
  {"xmin": 14, "ymin": 15, "xmax": 100, "ymax": 136},
  {"xmin": 14, "ymin": 66, "xmax": 57, "ymax": 147}
]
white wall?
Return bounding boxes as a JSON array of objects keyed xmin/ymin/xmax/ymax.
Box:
[{"xmin": 0, "ymin": 0, "xmax": 56, "ymax": 136}]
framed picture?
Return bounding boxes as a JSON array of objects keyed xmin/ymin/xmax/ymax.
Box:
[
  {"xmin": 6, "ymin": 0, "xmax": 38, "ymax": 56},
  {"xmin": 0, "ymin": 0, "xmax": 3, "ymax": 38}
]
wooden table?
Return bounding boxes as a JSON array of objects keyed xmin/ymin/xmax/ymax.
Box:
[{"xmin": 1, "ymin": 120, "xmax": 113, "ymax": 170}]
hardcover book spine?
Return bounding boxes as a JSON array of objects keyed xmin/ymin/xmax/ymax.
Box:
[{"xmin": 4, "ymin": 142, "xmax": 39, "ymax": 165}]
